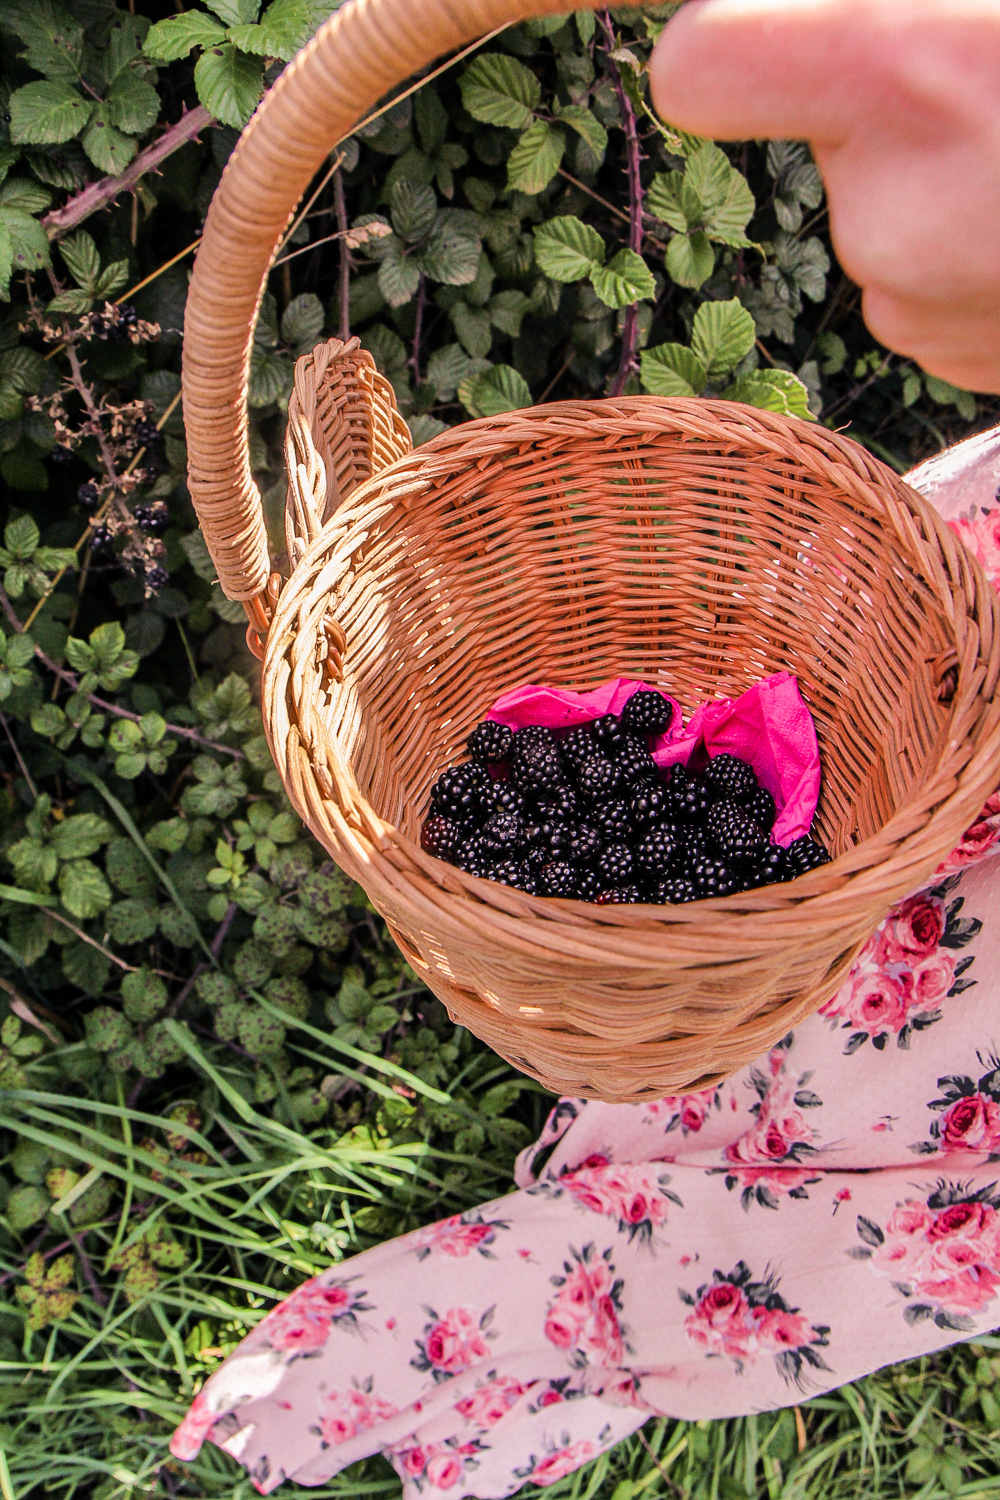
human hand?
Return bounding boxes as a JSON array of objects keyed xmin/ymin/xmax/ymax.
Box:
[{"xmin": 648, "ymin": 0, "xmax": 1000, "ymax": 393}]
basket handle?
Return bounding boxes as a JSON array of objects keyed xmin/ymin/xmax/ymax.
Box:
[{"xmin": 181, "ymin": 0, "xmax": 627, "ymax": 620}]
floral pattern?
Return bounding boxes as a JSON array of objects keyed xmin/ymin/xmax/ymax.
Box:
[
  {"xmin": 910, "ymin": 1052, "xmax": 1000, "ymax": 1158},
  {"xmin": 390, "ymin": 1435, "xmax": 487, "ymax": 1493},
  {"xmin": 249, "ymin": 1274, "xmax": 370, "ymax": 1356},
  {"xmin": 718, "ymin": 1037, "xmax": 823, "ymax": 1208},
  {"xmin": 820, "ymin": 881, "xmax": 980, "ymax": 1053},
  {"xmin": 412, "ymin": 1305, "xmax": 497, "ymax": 1382},
  {"xmin": 681, "ymin": 1262, "xmax": 830, "ymax": 1386},
  {"xmin": 534, "ymin": 1161, "xmax": 682, "ymax": 1245},
  {"xmin": 312, "ymin": 1379, "xmax": 398, "ymax": 1448},
  {"xmin": 453, "ymin": 1374, "xmax": 528, "ymax": 1429},
  {"xmin": 409, "ymin": 1211, "xmax": 509, "ymax": 1261},
  {"xmin": 641, "ymin": 1086, "xmax": 722, "ymax": 1135},
  {"xmin": 513, "ymin": 1432, "xmax": 608, "ymax": 1487},
  {"xmin": 544, "ymin": 1243, "xmax": 629, "ymax": 1367}
]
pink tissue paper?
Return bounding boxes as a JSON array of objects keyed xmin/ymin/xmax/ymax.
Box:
[{"xmin": 487, "ymin": 671, "xmax": 821, "ymax": 846}]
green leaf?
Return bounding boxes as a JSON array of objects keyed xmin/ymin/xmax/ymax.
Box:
[
  {"xmin": 4, "ymin": 515, "xmax": 39, "ymax": 559},
  {"xmin": 105, "ymin": 73, "xmax": 160, "ymax": 136},
  {"xmin": 49, "ymin": 814, "xmax": 112, "ymax": 861},
  {"xmin": 417, "ymin": 226, "xmax": 480, "ymax": 286},
  {"xmin": 425, "ymin": 343, "xmax": 488, "ymax": 401},
  {"xmin": 533, "ymin": 215, "xmax": 604, "ymax": 283},
  {"xmin": 640, "ymin": 342, "xmax": 707, "ymax": 398},
  {"xmin": 248, "ymin": 345, "xmax": 293, "ymax": 407},
  {"xmin": 665, "ymin": 231, "xmax": 715, "ymax": 290},
  {"xmin": 194, "ymin": 45, "xmax": 264, "ymax": 129},
  {"xmin": 204, "ymin": 0, "xmax": 260, "ymax": 23},
  {"xmin": 414, "ymin": 87, "xmax": 447, "ymax": 156},
  {"xmin": 459, "ymin": 53, "xmax": 540, "ymax": 130},
  {"xmin": 2, "ymin": 0, "xmax": 85, "ymax": 83},
  {"xmin": 280, "ymin": 292, "xmax": 323, "ymax": 350},
  {"xmin": 705, "ymin": 172, "xmax": 756, "ymax": 246},
  {"xmin": 590, "ymin": 248, "xmax": 656, "ymax": 309},
  {"xmin": 81, "ymin": 111, "xmax": 137, "ymax": 175},
  {"xmin": 59, "ymin": 231, "xmax": 99, "ymax": 289},
  {"xmin": 487, "ymin": 288, "xmax": 529, "ymax": 338},
  {"xmin": 9, "ymin": 83, "xmax": 93, "ymax": 147},
  {"xmin": 458, "ymin": 364, "xmax": 532, "ymax": 418},
  {"xmin": 144, "ymin": 12, "xmax": 227, "ymax": 61},
  {"xmin": 377, "ymin": 241, "xmax": 420, "ymax": 307},
  {"xmin": 2, "ymin": 209, "xmax": 52, "ymax": 285},
  {"xmin": 106, "ymin": 899, "xmax": 160, "ymax": 945},
  {"xmin": 684, "ymin": 142, "xmax": 732, "ymax": 213},
  {"xmin": 647, "ymin": 170, "xmax": 699, "ymax": 233},
  {"xmin": 451, "ymin": 301, "xmax": 492, "ymax": 359},
  {"xmin": 104, "ymin": 14, "xmax": 150, "ymax": 81},
  {"xmin": 0, "ymin": 177, "xmax": 51, "ymax": 215},
  {"xmin": 58, "ymin": 859, "xmax": 113, "ymax": 920},
  {"xmin": 389, "ymin": 179, "xmax": 437, "ymax": 243},
  {"xmin": 691, "ymin": 298, "xmax": 756, "ymax": 379},
  {"xmin": 722, "ymin": 368, "xmax": 812, "ymax": 418},
  {"xmin": 505, "ymin": 120, "xmax": 564, "ymax": 195},
  {"xmin": 229, "ymin": 0, "xmax": 312, "ymax": 60},
  {"xmin": 0, "ymin": 225, "xmax": 13, "ymax": 303},
  {"xmin": 554, "ymin": 104, "xmax": 607, "ymax": 162}
]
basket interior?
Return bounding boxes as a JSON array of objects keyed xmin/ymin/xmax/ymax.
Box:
[{"xmin": 321, "ymin": 421, "xmax": 954, "ymax": 857}]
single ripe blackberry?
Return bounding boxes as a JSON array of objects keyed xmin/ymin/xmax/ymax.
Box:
[
  {"xmin": 481, "ymin": 812, "xmax": 523, "ymax": 854},
  {"xmin": 705, "ymin": 800, "xmax": 768, "ymax": 867},
  {"xmin": 745, "ymin": 786, "xmax": 776, "ymax": 832},
  {"xmin": 487, "ymin": 782, "xmax": 525, "ymax": 817},
  {"xmin": 665, "ymin": 771, "xmax": 712, "ymax": 823},
  {"xmin": 76, "ymin": 480, "xmax": 100, "ymax": 509},
  {"xmin": 592, "ymin": 799, "xmax": 632, "ymax": 843},
  {"xmin": 454, "ymin": 834, "xmax": 494, "ymax": 878},
  {"xmin": 596, "ymin": 885, "xmax": 642, "ymax": 904},
  {"xmin": 144, "ymin": 565, "xmax": 169, "ymax": 592},
  {"xmin": 533, "ymin": 784, "xmax": 579, "ymax": 822},
  {"xmin": 785, "ymin": 835, "xmax": 832, "ymax": 875},
  {"xmin": 421, "ymin": 814, "xmax": 460, "ymax": 861},
  {"xmin": 468, "ymin": 720, "xmax": 514, "ymax": 766},
  {"xmin": 591, "ymin": 714, "xmax": 625, "ymax": 756},
  {"xmin": 524, "ymin": 818, "xmax": 573, "ymax": 859},
  {"xmin": 560, "ymin": 725, "xmax": 598, "ymax": 771},
  {"xmin": 679, "ymin": 827, "xmax": 709, "ymax": 871},
  {"xmin": 134, "ymin": 419, "xmax": 163, "ymax": 447},
  {"xmin": 577, "ymin": 756, "xmax": 623, "ymax": 804},
  {"xmin": 133, "ymin": 503, "xmax": 169, "ymax": 534},
  {"xmin": 491, "ymin": 858, "xmax": 529, "ymax": 890},
  {"xmin": 430, "ymin": 764, "xmax": 491, "ymax": 824},
  {"xmin": 756, "ymin": 845, "xmax": 789, "ymax": 886},
  {"xmin": 575, "ymin": 867, "xmax": 601, "ymax": 901},
  {"xmin": 654, "ymin": 876, "xmax": 698, "ymax": 904},
  {"xmin": 90, "ymin": 525, "xmax": 114, "ymax": 558},
  {"xmin": 703, "ymin": 753, "xmax": 758, "ymax": 806},
  {"xmin": 637, "ymin": 823, "xmax": 681, "ymax": 874},
  {"xmin": 690, "ymin": 856, "xmax": 739, "ymax": 897},
  {"xmin": 597, "ymin": 842, "xmax": 634, "ymax": 885},
  {"xmin": 119, "ymin": 303, "xmax": 138, "ymax": 326},
  {"xmin": 629, "ymin": 783, "xmax": 671, "ymax": 830},
  {"xmin": 621, "ymin": 689, "xmax": 674, "ymax": 738},
  {"xmin": 511, "ymin": 727, "xmax": 563, "ymax": 790},
  {"xmin": 566, "ymin": 822, "xmax": 602, "ymax": 866},
  {"xmin": 541, "ymin": 861, "xmax": 578, "ymax": 897},
  {"xmin": 616, "ymin": 735, "xmax": 658, "ymax": 786}
]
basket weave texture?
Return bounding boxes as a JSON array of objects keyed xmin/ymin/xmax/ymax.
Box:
[{"xmin": 179, "ymin": 0, "xmax": 1000, "ymax": 1102}]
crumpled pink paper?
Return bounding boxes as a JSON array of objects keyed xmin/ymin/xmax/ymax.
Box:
[{"xmin": 487, "ymin": 672, "xmax": 820, "ymax": 846}]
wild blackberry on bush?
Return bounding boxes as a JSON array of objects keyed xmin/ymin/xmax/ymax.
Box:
[
  {"xmin": 597, "ymin": 842, "xmax": 634, "ymax": 885},
  {"xmin": 655, "ymin": 877, "xmax": 698, "ymax": 904},
  {"xmin": 592, "ymin": 799, "xmax": 632, "ymax": 843},
  {"xmin": 77, "ymin": 480, "xmax": 100, "ymax": 509},
  {"xmin": 133, "ymin": 503, "xmax": 169, "ymax": 534},
  {"xmin": 636, "ymin": 824, "xmax": 681, "ymax": 874},
  {"xmin": 621, "ymin": 689, "xmax": 674, "ymax": 737},
  {"xmin": 90, "ymin": 526, "xmax": 114, "ymax": 557},
  {"xmin": 577, "ymin": 756, "xmax": 623, "ymax": 804},
  {"xmin": 511, "ymin": 727, "xmax": 563, "ymax": 790},
  {"xmin": 560, "ymin": 724, "xmax": 598, "ymax": 770},
  {"xmin": 482, "ymin": 812, "xmax": 523, "ymax": 854},
  {"xmin": 468, "ymin": 720, "xmax": 513, "ymax": 766},
  {"xmin": 616, "ymin": 736, "xmax": 657, "ymax": 786},
  {"xmin": 134, "ymin": 419, "xmax": 163, "ymax": 447},
  {"xmin": 744, "ymin": 786, "xmax": 776, "ymax": 831},
  {"xmin": 705, "ymin": 801, "xmax": 768, "ymax": 866},
  {"xmin": 596, "ymin": 885, "xmax": 642, "ymax": 904},
  {"xmin": 785, "ymin": 836, "xmax": 832, "ymax": 874},
  {"xmin": 430, "ymin": 765, "xmax": 491, "ymax": 823},
  {"xmin": 629, "ymin": 784, "xmax": 670, "ymax": 829},
  {"xmin": 703, "ymin": 753, "xmax": 758, "ymax": 805},
  {"xmin": 541, "ymin": 861, "xmax": 578, "ymax": 897},
  {"xmin": 566, "ymin": 822, "xmax": 602, "ymax": 865},
  {"xmin": 591, "ymin": 714, "xmax": 625, "ymax": 755},
  {"xmin": 421, "ymin": 815, "xmax": 460, "ymax": 861},
  {"xmin": 50, "ymin": 445, "xmax": 74, "ymax": 464},
  {"xmin": 144, "ymin": 565, "xmax": 169, "ymax": 592}
]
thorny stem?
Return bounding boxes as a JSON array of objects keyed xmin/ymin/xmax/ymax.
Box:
[
  {"xmin": 0, "ymin": 585, "xmax": 245, "ymax": 760},
  {"xmin": 409, "ymin": 276, "xmax": 426, "ymax": 387},
  {"xmin": 334, "ymin": 168, "xmax": 351, "ymax": 341},
  {"xmin": 601, "ymin": 13, "xmax": 646, "ymax": 398},
  {"xmin": 64, "ymin": 339, "xmax": 120, "ymax": 488}
]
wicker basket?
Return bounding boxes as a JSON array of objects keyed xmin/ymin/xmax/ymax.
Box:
[{"xmin": 181, "ymin": 0, "xmax": 1000, "ymax": 1103}]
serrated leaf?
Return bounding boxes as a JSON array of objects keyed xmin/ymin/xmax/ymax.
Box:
[
  {"xmin": 533, "ymin": 215, "xmax": 604, "ymax": 283},
  {"xmin": 9, "ymin": 83, "xmax": 93, "ymax": 147},
  {"xmin": 723, "ymin": 368, "xmax": 812, "ymax": 418},
  {"xmin": 50, "ymin": 813, "xmax": 112, "ymax": 861},
  {"xmin": 640, "ymin": 342, "xmax": 706, "ymax": 398},
  {"xmin": 106, "ymin": 899, "xmax": 160, "ymax": 945},
  {"xmin": 459, "ymin": 53, "xmax": 540, "ymax": 130},
  {"xmin": 0, "ymin": 225, "xmax": 13, "ymax": 303},
  {"xmin": 705, "ymin": 172, "xmax": 756, "ymax": 245},
  {"xmin": 194, "ymin": 45, "xmax": 264, "ymax": 129},
  {"xmin": 4, "ymin": 515, "xmax": 40, "ymax": 559},
  {"xmin": 389, "ymin": 179, "xmax": 437, "ymax": 243},
  {"xmin": 414, "ymin": 87, "xmax": 447, "ymax": 155},
  {"xmin": 506, "ymin": 119, "xmax": 564, "ymax": 195},
  {"xmin": 81, "ymin": 111, "xmax": 137, "ymax": 175},
  {"xmin": 647, "ymin": 171, "xmax": 698, "ymax": 234},
  {"xmin": 144, "ymin": 12, "xmax": 227, "ymax": 60},
  {"xmin": 0, "ymin": 348, "xmax": 46, "ymax": 394},
  {"xmin": 487, "ymin": 288, "xmax": 529, "ymax": 337},
  {"xmin": 554, "ymin": 104, "xmax": 607, "ymax": 162},
  {"xmin": 3, "ymin": 209, "xmax": 52, "ymax": 283},
  {"xmin": 94, "ymin": 260, "xmax": 129, "ymax": 297},
  {"xmin": 3, "ymin": 0, "xmax": 85, "ymax": 83},
  {"xmin": 665, "ymin": 231, "xmax": 715, "ymax": 290},
  {"xmin": 204, "ymin": 0, "xmax": 260, "ymax": 23},
  {"xmin": 248, "ymin": 345, "xmax": 293, "ymax": 407},
  {"xmin": 377, "ymin": 241, "xmax": 420, "ymax": 307},
  {"xmin": 590, "ymin": 248, "xmax": 655, "ymax": 309},
  {"xmin": 451, "ymin": 301, "xmax": 491, "ymax": 358},
  {"xmin": 417, "ymin": 226, "xmax": 480, "ymax": 286},
  {"xmin": 230, "ymin": 0, "xmax": 312, "ymax": 60},
  {"xmin": 58, "ymin": 859, "xmax": 112, "ymax": 920},
  {"xmin": 105, "ymin": 73, "xmax": 160, "ymax": 136},
  {"xmin": 458, "ymin": 364, "xmax": 532, "ymax": 418},
  {"xmin": 280, "ymin": 292, "xmax": 323, "ymax": 350},
  {"xmin": 684, "ymin": 142, "xmax": 732, "ymax": 213},
  {"xmin": 59, "ymin": 230, "xmax": 99, "ymax": 288},
  {"xmin": 425, "ymin": 343, "xmax": 488, "ymax": 401},
  {"xmin": 691, "ymin": 298, "xmax": 756, "ymax": 379},
  {"xmin": 0, "ymin": 177, "xmax": 52, "ymax": 215},
  {"xmin": 105, "ymin": 14, "xmax": 150, "ymax": 81}
]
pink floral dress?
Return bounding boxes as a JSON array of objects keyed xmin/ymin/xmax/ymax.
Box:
[{"xmin": 171, "ymin": 427, "xmax": 1000, "ymax": 1498}]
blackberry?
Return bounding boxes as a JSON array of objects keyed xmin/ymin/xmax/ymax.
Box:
[
  {"xmin": 540, "ymin": 861, "xmax": 578, "ymax": 897},
  {"xmin": 629, "ymin": 783, "xmax": 671, "ymax": 830},
  {"xmin": 560, "ymin": 725, "xmax": 598, "ymax": 770},
  {"xmin": 144, "ymin": 565, "xmax": 169, "ymax": 591},
  {"xmin": 455, "ymin": 834, "xmax": 494, "ymax": 878},
  {"xmin": 591, "ymin": 714, "xmax": 625, "ymax": 756},
  {"xmin": 421, "ymin": 814, "xmax": 460, "ymax": 861},
  {"xmin": 756, "ymin": 845, "xmax": 789, "ymax": 885},
  {"xmin": 654, "ymin": 877, "xmax": 698, "ymax": 904},
  {"xmin": 745, "ymin": 786, "xmax": 776, "ymax": 832},
  {"xmin": 491, "ymin": 859, "xmax": 529, "ymax": 890},
  {"xmin": 596, "ymin": 886, "xmax": 642, "ymax": 904},
  {"xmin": 705, "ymin": 800, "xmax": 768, "ymax": 866},
  {"xmin": 616, "ymin": 735, "xmax": 658, "ymax": 786},
  {"xmin": 636, "ymin": 823, "xmax": 681, "ymax": 874},
  {"xmin": 486, "ymin": 782, "xmax": 525, "ymax": 817},
  {"xmin": 533, "ymin": 784, "xmax": 579, "ymax": 822},
  {"xmin": 430, "ymin": 764, "xmax": 491, "ymax": 824},
  {"xmin": 134, "ymin": 419, "xmax": 163, "ymax": 447},
  {"xmin": 577, "ymin": 756, "xmax": 623, "ymax": 804},
  {"xmin": 468, "ymin": 720, "xmax": 514, "ymax": 766},
  {"xmin": 679, "ymin": 827, "xmax": 709, "ymax": 870},
  {"xmin": 703, "ymin": 753, "xmax": 758, "ymax": 806},
  {"xmin": 597, "ymin": 842, "xmax": 634, "ymax": 885},
  {"xmin": 511, "ymin": 727, "xmax": 563, "ymax": 790},
  {"xmin": 133, "ymin": 503, "xmax": 169, "ymax": 534},
  {"xmin": 621, "ymin": 689, "xmax": 674, "ymax": 738},
  {"xmin": 665, "ymin": 772, "xmax": 712, "ymax": 823},
  {"xmin": 785, "ymin": 836, "xmax": 832, "ymax": 875},
  {"xmin": 592, "ymin": 799, "xmax": 632, "ymax": 843},
  {"xmin": 566, "ymin": 822, "xmax": 602, "ymax": 865},
  {"xmin": 119, "ymin": 303, "xmax": 138, "ymax": 326},
  {"xmin": 90, "ymin": 525, "xmax": 114, "ymax": 558},
  {"xmin": 482, "ymin": 812, "xmax": 523, "ymax": 854},
  {"xmin": 524, "ymin": 818, "xmax": 573, "ymax": 858},
  {"xmin": 575, "ymin": 867, "xmax": 601, "ymax": 901},
  {"xmin": 690, "ymin": 857, "xmax": 739, "ymax": 897},
  {"xmin": 77, "ymin": 480, "xmax": 100, "ymax": 509}
]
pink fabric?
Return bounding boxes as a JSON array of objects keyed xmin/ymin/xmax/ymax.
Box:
[
  {"xmin": 489, "ymin": 672, "xmax": 820, "ymax": 846},
  {"xmin": 170, "ymin": 432, "xmax": 1000, "ymax": 1500}
]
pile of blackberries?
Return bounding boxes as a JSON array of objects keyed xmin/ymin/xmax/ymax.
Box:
[{"xmin": 420, "ymin": 689, "xmax": 831, "ymax": 904}]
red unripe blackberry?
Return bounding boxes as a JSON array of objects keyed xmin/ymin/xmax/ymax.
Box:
[
  {"xmin": 703, "ymin": 753, "xmax": 757, "ymax": 805},
  {"xmin": 745, "ymin": 786, "xmax": 776, "ymax": 831},
  {"xmin": 577, "ymin": 756, "xmax": 623, "ymax": 804},
  {"xmin": 637, "ymin": 824, "xmax": 681, "ymax": 874},
  {"xmin": 591, "ymin": 714, "xmax": 625, "ymax": 755},
  {"xmin": 621, "ymin": 690, "xmax": 674, "ymax": 737},
  {"xmin": 705, "ymin": 800, "xmax": 767, "ymax": 866},
  {"xmin": 468, "ymin": 720, "xmax": 514, "ymax": 765},
  {"xmin": 597, "ymin": 842, "xmax": 634, "ymax": 885},
  {"xmin": 420, "ymin": 814, "xmax": 460, "ymax": 861}
]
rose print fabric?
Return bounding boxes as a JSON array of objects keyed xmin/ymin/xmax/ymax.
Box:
[{"xmin": 171, "ymin": 431, "xmax": 1000, "ymax": 1498}]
